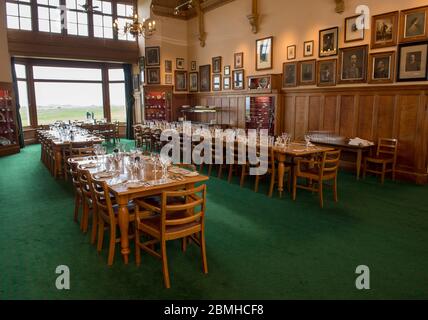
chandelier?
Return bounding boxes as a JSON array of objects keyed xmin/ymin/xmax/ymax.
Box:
[
  {"xmin": 113, "ymin": 13, "xmax": 156, "ymax": 38},
  {"xmin": 174, "ymin": 0, "xmax": 194, "ymax": 16}
]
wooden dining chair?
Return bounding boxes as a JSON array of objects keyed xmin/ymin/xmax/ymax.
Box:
[
  {"xmin": 68, "ymin": 160, "xmax": 83, "ymax": 224},
  {"xmin": 363, "ymin": 138, "xmax": 398, "ymax": 184},
  {"xmin": 292, "ymin": 150, "xmax": 341, "ymax": 208},
  {"xmin": 134, "ymin": 184, "xmax": 208, "ymax": 288},
  {"xmin": 91, "ymin": 178, "xmax": 135, "ymax": 266}
]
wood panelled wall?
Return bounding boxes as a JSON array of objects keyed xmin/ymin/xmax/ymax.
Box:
[{"xmin": 187, "ymin": 85, "xmax": 428, "ymax": 184}]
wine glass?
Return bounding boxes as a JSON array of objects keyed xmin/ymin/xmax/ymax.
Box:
[
  {"xmin": 160, "ymin": 155, "xmax": 172, "ymax": 179},
  {"xmin": 304, "ymin": 134, "xmax": 311, "ymax": 147}
]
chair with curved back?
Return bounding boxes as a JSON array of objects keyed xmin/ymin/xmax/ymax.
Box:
[{"xmin": 363, "ymin": 138, "xmax": 398, "ymax": 184}]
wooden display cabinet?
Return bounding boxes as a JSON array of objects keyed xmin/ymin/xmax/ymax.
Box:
[
  {"xmin": 0, "ymin": 82, "xmax": 20, "ymax": 156},
  {"xmin": 143, "ymin": 85, "xmax": 173, "ymax": 122}
]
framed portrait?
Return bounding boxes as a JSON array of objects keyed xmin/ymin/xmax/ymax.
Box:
[
  {"xmin": 165, "ymin": 74, "xmax": 172, "ymax": 85},
  {"xmin": 191, "ymin": 61, "xmax": 197, "ymax": 71},
  {"xmin": 138, "ymin": 56, "xmax": 145, "ymax": 72},
  {"xmin": 399, "ymin": 6, "xmax": 428, "ymax": 43},
  {"xmin": 317, "ymin": 59, "xmax": 337, "ymax": 87},
  {"xmin": 397, "ymin": 42, "xmax": 428, "ymax": 81},
  {"xmin": 212, "ymin": 74, "xmax": 222, "ymax": 91},
  {"xmin": 223, "ymin": 76, "xmax": 231, "ymax": 90},
  {"xmin": 287, "ymin": 45, "xmax": 296, "ymax": 60},
  {"xmin": 256, "ymin": 36, "xmax": 273, "ymax": 71},
  {"xmin": 282, "ymin": 62, "xmax": 298, "ymax": 88},
  {"xmin": 303, "ymin": 41, "xmax": 314, "ymax": 57},
  {"xmin": 371, "ymin": 11, "xmax": 399, "ymax": 49},
  {"xmin": 199, "ymin": 64, "xmax": 211, "ymax": 92},
  {"xmin": 145, "ymin": 46, "xmax": 160, "ymax": 66},
  {"xmin": 165, "ymin": 60, "xmax": 172, "ymax": 73},
  {"xmin": 212, "ymin": 56, "xmax": 222, "ymax": 73},
  {"xmin": 338, "ymin": 45, "xmax": 368, "ymax": 84},
  {"xmin": 174, "ymin": 71, "xmax": 187, "ymax": 91},
  {"xmin": 368, "ymin": 51, "xmax": 396, "ymax": 84},
  {"xmin": 232, "ymin": 69, "xmax": 245, "ymax": 90},
  {"xmin": 319, "ymin": 27, "xmax": 339, "ymax": 57},
  {"xmin": 147, "ymin": 67, "xmax": 160, "ymax": 84},
  {"xmin": 176, "ymin": 58, "xmax": 185, "ymax": 70},
  {"xmin": 189, "ymin": 72, "xmax": 198, "ymax": 92},
  {"xmin": 224, "ymin": 65, "xmax": 231, "ymax": 76},
  {"xmin": 345, "ymin": 15, "xmax": 365, "ymax": 42},
  {"xmin": 234, "ymin": 52, "xmax": 244, "ymax": 69},
  {"xmin": 298, "ymin": 59, "xmax": 316, "ymax": 85}
]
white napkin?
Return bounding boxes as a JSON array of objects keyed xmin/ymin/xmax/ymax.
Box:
[{"xmin": 348, "ymin": 137, "xmax": 374, "ymax": 147}]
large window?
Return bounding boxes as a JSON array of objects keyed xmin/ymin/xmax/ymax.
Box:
[
  {"xmin": 93, "ymin": 0, "xmax": 113, "ymax": 39},
  {"xmin": 6, "ymin": 0, "xmax": 32, "ymax": 31},
  {"xmin": 116, "ymin": 2, "xmax": 134, "ymax": 41},
  {"xmin": 37, "ymin": 0, "xmax": 62, "ymax": 33},
  {"xmin": 65, "ymin": 0, "xmax": 89, "ymax": 36},
  {"xmin": 13, "ymin": 60, "xmax": 128, "ymax": 126}
]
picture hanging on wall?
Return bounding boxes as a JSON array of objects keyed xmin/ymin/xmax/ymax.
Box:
[
  {"xmin": 282, "ymin": 62, "xmax": 298, "ymax": 88},
  {"xmin": 165, "ymin": 60, "xmax": 172, "ymax": 73},
  {"xmin": 224, "ymin": 65, "xmax": 231, "ymax": 76},
  {"xmin": 298, "ymin": 59, "xmax": 316, "ymax": 85},
  {"xmin": 371, "ymin": 11, "xmax": 399, "ymax": 49},
  {"xmin": 368, "ymin": 51, "xmax": 396, "ymax": 84},
  {"xmin": 316, "ymin": 59, "xmax": 337, "ymax": 87},
  {"xmin": 212, "ymin": 74, "xmax": 222, "ymax": 91},
  {"xmin": 344, "ymin": 15, "xmax": 365, "ymax": 42},
  {"xmin": 212, "ymin": 56, "xmax": 222, "ymax": 73},
  {"xmin": 397, "ymin": 41, "xmax": 428, "ymax": 81},
  {"xmin": 145, "ymin": 46, "xmax": 160, "ymax": 66},
  {"xmin": 223, "ymin": 76, "xmax": 231, "ymax": 90},
  {"xmin": 256, "ymin": 36, "xmax": 273, "ymax": 71},
  {"xmin": 165, "ymin": 74, "xmax": 172, "ymax": 85},
  {"xmin": 232, "ymin": 69, "xmax": 245, "ymax": 90},
  {"xmin": 399, "ymin": 6, "xmax": 428, "ymax": 43},
  {"xmin": 175, "ymin": 70, "xmax": 188, "ymax": 91},
  {"xmin": 303, "ymin": 41, "xmax": 314, "ymax": 57},
  {"xmin": 319, "ymin": 27, "xmax": 339, "ymax": 57},
  {"xmin": 189, "ymin": 72, "xmax": 198, "ymax": 92},
  {"xmin": 234, "ymin": 52, "xmax": 244, "ymax": 69},
  {"xmin": 191, "ymin": 61, "xmax": 197, "ymax": 71},
  {"xmin": 147, "ymin": 67, "xmax": 160, "ymax": 84},
  {"xmin": 338, "ymin": 45, "xmax": 368, "ymax": 84},
  {"xmin": 287, "ymin": 45, "xmax": 296, "ymax": 60},
  {"xmin": 176, "ymin": 58, "xmax": 185, "ymax": 69},
  {"xmin": 199, "ymin": 64, "xmax": 211, "ymax": 92}
]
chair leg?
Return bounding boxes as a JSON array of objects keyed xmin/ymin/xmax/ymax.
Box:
[
  {"xmin": 81, "ymin": 202, "xmax": 89, "ymax": 233},
  {"xmin": 200, "ymin": 231, "xmax": 208, "ymax": 274},
  {"xmin": 73, "ymin": 195, "xmax": 80, "ymax": 223},
  {"xmin": 392, "ymin": 165, "xmax": 396, "ymax": 181},
  {"xmin": 217, "ymin": 164, "xmax": 223, "ymax": 179},
  {"xmin": 228, "ymin": 165, "xmax": 233, "ymax": 183},
  {"xmin": 240, "ymin": 165, "xmax": 246, "ymax": 187},
  {"xmin": 268, "ymin": 172, "xmax": 275, "ymax": 197},
  {"xmin": 333, "ymin": 177, "xmax": 338, "ymax": 202},
  {"xmin": 161, "ymin": 239, "xmax": 171, "ymax": 289},
  {"xmin": 135, "ymin": 228, "xmax": 141, "ymax": 266},
  {"xmin": 107, "ymin": 225, "xmax": 116, "ymax": 266},
  {"xmin": 207, "ymin": 164, "xmax": 213, "ymax": 176},
  {"xmin": 381, "ymin": 163, "xmax": 386, "ymax": 184},
  {"xmin": 292, "ymin": 174, "xmax": 297, "ymax": 200},
  {"xmin": 363, "ymin": 159, "xmax": 367, "ymax": 179},
  {"xmin": 90, "ymin": 208, "xmax": 98, "ymax": 245},
  {"xmin": 97, "ymin": 219, "xmax": 104, "ymax": 252},
  {"xmin": 181, "ymin": 237, "xmax": 187, "ymax": 252},
  {"xmin": 319, "ymin": 182, "xmax": 324, "ymax": 208},
  {"xmin": 254, "ymin": 175, "xmax": 260, "ymax": 193}
]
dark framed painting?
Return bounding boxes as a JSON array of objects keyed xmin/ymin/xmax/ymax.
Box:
[
  {"xmin": 147, "ymin": 67, "xmax": 160, "ymax": 84},
  {"xmin": 282, "ymin": 62, "xmax": 298, "ymax": 88},
  {"xmin": 223, "ymin": 76, "xmax": 231, "ymax": 90},
  {"xmin": 256, "ymin": 36, "xmax": 273, "ymax": 71},
  {"xmin": 212, "ymin": 56, "xmax": 222, "ymax": 73},
  {"xmin": 165, "ymin": 60, "xmax": 172, "ymax": 73},
  {"xmin": 199, "ymin": 64, "xmax": 211, "ymax": 92},
  {"xmin": 303, "ymin": 41, "xmax": 314, "ymax": 57},
  {"xmin": 212, "ymin": 74, "xmax": 222, "ymax": 91},
  {"xmin": 345, "ymin": 15, "xmax": 365, "ymax": 42},
  {"xmin": 165, "ymin": 74, "xmax": 172, "ymax": 85},
  {"xmin": 145, "ymin": 46, "xmax": 160, "ymax": 66},
  {"xmin": 338, "ymin": 45, "xmax": 368, "ymax": 84},
  {"xmin": 298, "ymin": 59, "xmax": 316, "ymax": 85},
  {"xmin": 317, "ymin": 59, "xmax": 337, "ymax": 87},
  {"xmin": 189, "ymin": 72, "xmax": 198, "ymax": 92},
  {"xmin": 397, "ymin": 42, "xmax": 428, "ymax": 82},
  {"xmin": 232, "ymin": 69, "xmax": 245, "ymax": 90},
  {"xmin": 371, "ymin": 11, "xmax": 399, "ymax": 49},
  {"xmin": 234, "ymin": 52, "xmax": 244, "ymax": 69},
  {"xmin": 176, "ymin": 58, "xmax": 185, "ymax": 70},
  {"xmin": 191, "ymin": 61, "xmax": 197, "ymax": 71},
  {"xmin": 368, "ymin": 51, "xmax": 396, "ymax": 84},
  {"xmin": 174, "ymin": 70, "xmax": 187, "ymax": 91},
  {"xmin": 224, "ymin": 65, "xmax": 231, "ymax": 76},
  {"xmin": 319, "ymin": 27, "xmax": 339, "ymax": 57},
  {"xmin": 399, "ymin": 6, "xmax": 428, "ymax": 43},
  {"xmin": 287, "ymin": 45, "xmax": 296, "ymax": 60}
]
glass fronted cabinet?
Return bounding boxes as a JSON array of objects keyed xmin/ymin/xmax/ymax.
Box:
[
  {"xmin": 143, "ymin": 85, "xmax": 173, "ymax": 122},
  {"xmin": 245, "ymin": 96, "xmax": 276, "ymax": 136},
  {"xmin": 0, "ymin": 82, "xmax": 20, "ymax": 156}
]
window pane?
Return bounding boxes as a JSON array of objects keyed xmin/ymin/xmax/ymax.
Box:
[
  {"xmin": 38, "ymin": 7, "xmax": 49, "ymax": 19},
  {"xmin": 109, "ymin": 83, "xmax": 126, "ymax": 122},
  {"xmin": 38, "ymin": 19, "xmax": 50, "ymax": 32},
  {"xmin": 93, "ymin": 14, "xmax": 102, "ymax": 26},
  {"xmin": 15, "ymin": 64, "xmax": 27, "ymax": 79},
  {"xmin": 67, "ymin": 22, "xmax": 78, "ymax": 35},
  {"xmin": 6, "ymin": 3, "xmax": 19, "ymax": 16},
  {"xmin": 104, "ymin": 27, "xmax": 113, "ymax": 39},
  {"xmin": 126, "ymin": 5, "xmax": 134, "ymax": 17},
  {"xmin": 50, "ymin": 0, "xmax": 60, "ymax": 6},
  {"xmin": 103, "ymin": 15, "xmax": 112, "ymax": 26},
  {"xmin": 103, "ymin": 2, "xmax": 112, "ymax": 15},
  {"xmin": 33, "ymin": 66, "xmax": 102, "ymax": 81},
  {"xmin": 20, "ymin": 17, "xmax": 32, "ymax": 30},
  {"xmin": 17, "ymin": 81, "xmax": 30, "ymax": 127},
  {"xmin": 94, "ymin": 26, "xmax": 103, "ymax": 38},
  {"xmin": 34, "ymin": 82, "xmax": 104, "ymax": 125},
  {"xmin": 117, "ymin": 4, "xmax": 125, "ymax": 16},
  {"xmin": 77, "ymin": 12, "xmax": 87, "ymax": 24},
  {"xmin": 20, "ymin": 4, "xmax": 32, "ymax": 18},
  {"xmin": 67, "ymin": 11, "xmax": 77, "ymax": 23},
  {"xmin": 50, "ymin": 8, "xmax": 61, "ymax": 21},
  {"xmin": 50, "ymin": 20, "xmax": 61, "ymax": 33},
  {"xmin": 108, "ymin": 69, "xmax": 124, "ymax": 81},
  {"xmin": 66, "ymin": 0, "xmax": 76, "ymax": 9},
  {"xmin": 37, "ymin": 0, "xmax": 49, "ymax": 5},
  {"xmin": 78, "ymin": 24, "xmax": 88, "ymax": 36},
  {"xmin": 7, "ymin": 16, "xmax": 20, "ymax": 29}
]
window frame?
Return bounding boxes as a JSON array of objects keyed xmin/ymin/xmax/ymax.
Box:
[
  {"xmin": 5, "ymin": 0, "xmax": 33, "ymax": 31},
  {"xmin": 36, "ymin": 0, "xmax": 62, "ymax": 34}
]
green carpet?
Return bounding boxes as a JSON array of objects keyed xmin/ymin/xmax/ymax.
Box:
[{"xmin": 0, "ymin": 141, "xmax": 427, "ymax": 299}]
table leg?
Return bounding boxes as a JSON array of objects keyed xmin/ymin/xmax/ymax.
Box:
[
  {"xmin": 55, "ymin": 150, "xmax": 62, "ymax": 179},
  {"xmin": 277, "ymin": 160, "xmax": 285, "ymax": 198},
  {"xmin": 356, "ymin": 150, "xmax": 362, "ymax": 180},
  {"xmin": 117, "ymin": 197, "xmax": 130, "ymax": 264}
]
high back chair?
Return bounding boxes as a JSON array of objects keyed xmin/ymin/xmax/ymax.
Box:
[
  {"xmin": 293, "ymin": 150, "xmax": 341, "ymax": 208},
  {"xmin": 91, "ymin": 178, "xmax": 135, "ymax": 266},
  {"xmin": 363, "ymin": 138, "xmax": 398, "ymax": 184},
  {"xmin": 77, "ymin": 168, "xmax": 97, "ymax": 244},
  {"xmin": 68, "ymin": 160, "xmax": 83, "ymax": 224},
  {"xmin": 135, "ymin": 184, "xmax": 208, "ymax": 288}
]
